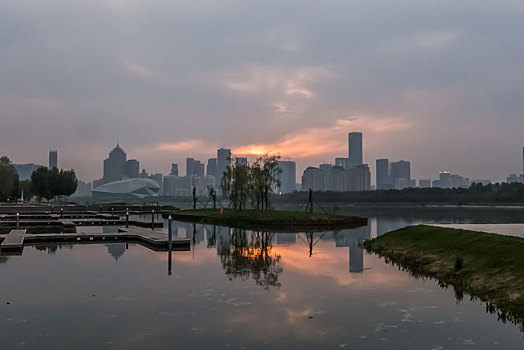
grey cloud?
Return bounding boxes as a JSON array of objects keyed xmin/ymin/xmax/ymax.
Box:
[{"xmin": 0, "ymin": 0, "xmax": 523, "ymax": 181}]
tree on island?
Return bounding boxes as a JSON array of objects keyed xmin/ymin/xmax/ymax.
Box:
[
  {"xmin": 0, "ymin": 156, "xmax": 20, "ymax": 201},
  {"xmin": 251, "ymin": 154, "xmax": 281, "ymax": 211},
  {"xmin": 220, "ymin": 153, "xmax": 281, "ymax": 211}
]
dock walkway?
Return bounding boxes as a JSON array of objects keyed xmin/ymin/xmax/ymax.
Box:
[
  {"xmin": 1, "ymin": 229, "xmax": 26, "ymax": 249},
  {"xmin": 0, "ymin": 227, "xmax": 189, "ymax": 252}
]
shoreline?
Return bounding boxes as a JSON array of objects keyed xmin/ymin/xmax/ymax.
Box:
[{"xmin": 363, "ymin": 225, "xmax": 524, "ymax": 325}]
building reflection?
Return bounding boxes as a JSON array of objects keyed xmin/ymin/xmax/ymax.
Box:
[{"xmin": 106, "ymin": 243, "xmax": 127, "ymax": 261}]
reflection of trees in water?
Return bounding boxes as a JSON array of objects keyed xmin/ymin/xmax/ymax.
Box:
[
  {"xmin": 35, "ymin": 244, "xmax": 74, "ymax": 254},
  {"xmin": 220, "ymin": 229, "xmax": 283, "ymax": 289}
]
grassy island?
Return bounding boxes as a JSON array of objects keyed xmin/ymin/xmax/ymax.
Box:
[
  {"xmin": 363, "ymin": 225, "xmax": 524, "ymax": 324},
  {"xmin": 167, "ymin": 209, "xmax": 368, "ymax": 232}
]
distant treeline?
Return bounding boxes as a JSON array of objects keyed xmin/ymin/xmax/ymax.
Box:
[{"xmin": 274, "ymin": 183, "xmax": 524, "ymax": 204}]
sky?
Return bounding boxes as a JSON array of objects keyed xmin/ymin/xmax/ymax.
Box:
[{"xmin": 1, "ymin": 0, "xmax": 523, "ymax": 183}]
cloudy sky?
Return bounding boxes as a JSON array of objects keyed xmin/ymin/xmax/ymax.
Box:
[{"xmin": 1, "ymin": 0, "xmax": 523, "ymax": 183}]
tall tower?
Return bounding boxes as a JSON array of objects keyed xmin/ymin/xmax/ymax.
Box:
[
  {"xmin": 103, "ymin": 143, "xmax": 127, "ymax": 182},
  {"xmin": 49, "ymin": 150, "xmax": 58, "ymax": 169},
  {"xmin": 348, "ymin": 132, "xmax": 363, "ymax": 168},
  {"xmin": 376, "ymin": 159, "xmax": 390, "ymax": 190}
]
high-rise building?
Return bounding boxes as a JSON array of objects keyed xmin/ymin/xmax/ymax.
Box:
[
  {"xmin": 101, "ymin": 144, "xmax": 140, "ymax": 183},
  {"xmin": 348, "ymin": 132, "xmax": 363, "ymax": 168},
  {"xmin": 376, "ymin": 159, "xmax": 390, "ymax": 190},
  {"xmin": 216, "ymin": 148, "xmax": 231, "ymax": 191},
  {"xmin": 170, "ymin": 163, "xmax": 179, "ymax": 176},
  {"xmin": 49, "ymin": 150, "xmax": 57, "ymax": 169},
  {"xmin": 194, "ymin": 161, "xmax": 205, "ymax": 178},
  {"xmin": 125, "ymin": 159, "xmax": 139, "ymax": 178},
  {"xmin": 235, "ymin": 157, "xmax": 248, "ymax": 167},
  {"xmin": 186, "ymin": 158, "xmax": 195, "ymax": 177},
  {"xmin": 335, "ymin": 157, "xmax": 350, "ymax": 170},
  {"xmin": 419, "ymin": 179, "xmax": 431, "ymax": 188},
  {"xmin": 277, "ymin": 160, "xmax": 296, "ymax": 194},
  {"xmin": 390, "ymin": 160, "xmax": 411, "ymax": 189},
  {"xmin": 103, "ymin": 144, "xmax": 127, "ymax": 183},
  {"xmin": 301, "ymin": 167, "xmax": 322, "ymax": 191},
  {"xmin": 319, "ymin": 164, "xmax": 333, "ymax": 191},
  {"xmin": 206, "ymin": 158, "xmax": 217, "ymax": 177}
]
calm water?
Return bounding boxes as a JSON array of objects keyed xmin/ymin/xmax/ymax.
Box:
[{"xmin": 1, "ymin": 206, "xmax": 523, "ymax": 349}]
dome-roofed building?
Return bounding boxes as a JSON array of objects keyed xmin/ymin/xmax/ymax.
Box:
[{"xmin": 92, "ymin": 178, "xmax": 160, "ymax": 198}]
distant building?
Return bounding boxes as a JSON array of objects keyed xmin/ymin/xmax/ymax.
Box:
[
  {"xmin": 101, "ymin": 143, "xmax": 139, "ymax": 184},
  {"xmin": 194, "ymin": 161, "xmax": 204, "ymax": 178},
  {"xmin": 348, "ymin": 132, "xmax": 363, "ymax": 168},
  {"xmin": 302, "ymin": 167, "xmax": 322, "ymax": 191},
  {"xmin": 376, "ymin": 159, "xmax": 391, "ymax": 190},
  {"xmin": 432, "ymin": 171, "xmax": 470, "ymax": 188},
  {"xmin": 170, "ymin": 163, "xmax": 179, "ymax": 176},
  {"xmin": 418, "ymin": 179, "xmax": 431, "ymax": 188},
  {"xmin": 186, "ymin": 158, "xmax": 195, "ymax": 177},
  {"xmin": 92, "ymin": 178, "xmax": 160, "ymax": 198},
  {"xmin": 125, "ymin": 159, "xmax": 139, "ymax": 178},
  {"xmin": 301, "ymin": 164, "xmax": 370, "ymax": 192},
  {"xmin": 390, "ymin": 160, "xmax": 411, "ymax": 189},
  {"xmin": 507, "ymin": 174, "xmax": 524, "ymax": 184},
  {"xmin": 49, "ymin": 150, "xmax": 57, "ymax": 169},
  {"xmin": 235, "ymin": 157, "xmax": 248, "ymax": 167},
  {"xmin": 335, "ymin": 157, "xmax": 350, "ymax": 170},
  {"xmin": 71, "ymin": 180, "xmax": 92, "ymax": 197},
  {"xmin": 150, "ymin": 173, "xmax": 163, "ymax": 190},
  {"xmin": 319, "ymin": 164, "xmax": 333, "ymax": 191},
  {"xmin": 277, "ymin": 160, "xmax": 296, "ymax": 194},
  {"xmin": 206, "ymin": 158, "xmax": 217, "ymax": 178},
  {"xmin": 13, "ymin": 163, "xmax": 43, "ymax": 181}
]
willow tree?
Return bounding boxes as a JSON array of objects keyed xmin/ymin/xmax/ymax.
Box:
[
  {"xmin": 251, "ymin": 154, "xmax": 281, "ymax": 211},
  {"xmin": 221, "ymin": 160, "xmax": 251, "ymax": 211}
]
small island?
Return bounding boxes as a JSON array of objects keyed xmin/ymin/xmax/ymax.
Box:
[
  {"xmin": 363, "ymin": 225, "xmax": 524, "ymax": 324},
  {"xmin": 168, "ymin": 208, "xmax": 368, "ymax": 232}
]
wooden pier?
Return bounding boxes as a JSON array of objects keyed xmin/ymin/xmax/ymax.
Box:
[{"xmin": 0, "ymin": 227, "xmax": 189, "ymax": 253}]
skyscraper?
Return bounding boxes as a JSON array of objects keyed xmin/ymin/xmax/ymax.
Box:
[
  {"xmin": 390, "ymin": 160, "xmax": 411, "ymax": 189},
  {"xmin": 170, "ymin": 163, "xmax": 179, "ymax": 176},
  {"xmin": 206, "ymin": 158, "xmax": 217, "ymax": 177},
  {"xmin": 235, "ymin": 157, "xmax": 248, "ymax": 166},
  {"xmin": 348, "ymin": 132, "xmax": 363, "ymax": 168},
  {"xmin": 186, "ymin": 158, "xmax": 195, "ymax": 177},
  {"xmin": 277, "ymin": 160, "xmax": 296, "ymax": 193},
  {"xmin": 49, "ymin": 150, "xmax": 57, "ymax": 169},
  {"xmin": 101, "ymin": 143, "xmax": 139, "ymax": 183},
  {"xmin": 125, "ymin": 159, "xmax": 139, "ymax": 178},
  {"xmin": 376, "ymin": 159, "xmax": 390, "ymax": 190},
  {"xmin": 103, "ymin": 144, "xmax": 127, "ymax": 182},
  {"xmin": 216, "ymin": 148, "xmax": 231, "ymax": 191}
]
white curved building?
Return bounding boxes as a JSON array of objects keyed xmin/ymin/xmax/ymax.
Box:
[{"xmin": 92, "ymin": 178, "xmax": 160, "ymax": 198}]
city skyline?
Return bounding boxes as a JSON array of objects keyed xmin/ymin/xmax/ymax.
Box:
[
  {"xmin": 5, "ymin": 137, "xmax": 524, "ymax": 186},
  {"xmin": 1, "ymin": 1, "xmax": 523, "ymax": 183}
]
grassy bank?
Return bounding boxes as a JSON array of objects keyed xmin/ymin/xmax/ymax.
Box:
[
  {"xmin": 167, "ymin": 208, "xmax": 367, "ymax": 232},
  {"xmin": 363, "ymin": 225, "xmax": 524, "ymax": 324}
]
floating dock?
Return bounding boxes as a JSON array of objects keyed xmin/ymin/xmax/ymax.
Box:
[{"xmin": 0, "ymin": 227, "xmax": 190, "ymax": 253}]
